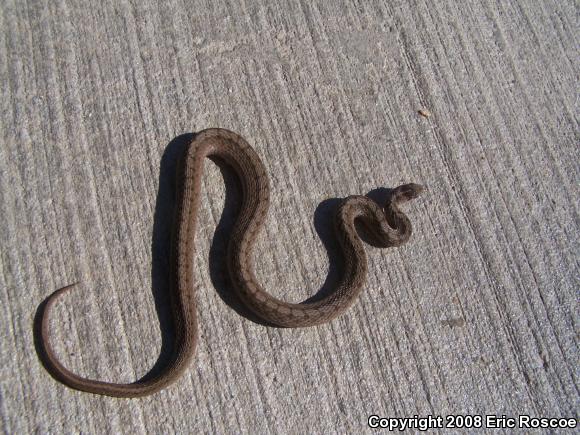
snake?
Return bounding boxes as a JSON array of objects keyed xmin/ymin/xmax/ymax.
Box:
[{"xmin": 37, "ymin": 128, "xmax": 424, "ymax": 397}]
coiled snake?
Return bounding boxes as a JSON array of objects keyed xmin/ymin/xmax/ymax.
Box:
[{"xmin": 38, "ymin": 128, "xmax": 424, "ymax": 397}]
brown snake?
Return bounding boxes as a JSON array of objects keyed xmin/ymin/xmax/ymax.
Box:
[{"xmin": 38, "ymin": 128, "xmax": 424, "ymax": 397}]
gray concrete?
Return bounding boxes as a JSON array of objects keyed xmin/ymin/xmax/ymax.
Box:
[{"xmin": 1, "ymin": 0, "xmax": 578, "ymax": 433}]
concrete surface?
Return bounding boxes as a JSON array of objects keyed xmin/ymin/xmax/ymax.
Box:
[{"xmin": 0, "ymin": 0, "xmax": 578, "ymax": 433}]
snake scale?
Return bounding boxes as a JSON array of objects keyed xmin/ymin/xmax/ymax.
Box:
[{"xmin": 38, "ymin": 128, "xmax": 424, "ymax": 397}]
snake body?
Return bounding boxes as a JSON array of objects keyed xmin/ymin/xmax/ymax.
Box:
[{"xmin": 38, "ymin": 128, "xmax": 424, "ymax": 397}]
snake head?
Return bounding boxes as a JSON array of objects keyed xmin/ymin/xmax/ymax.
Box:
[{"xmin": 390, "ymin": 183, "xmax": 425, "ymax": 203}]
